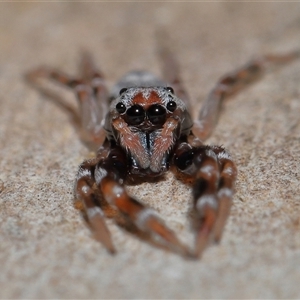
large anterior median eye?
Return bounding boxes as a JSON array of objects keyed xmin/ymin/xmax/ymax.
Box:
[
  {"xmin": 126, "ymin": 105, "xmax": 145, "ymax": 125},
  {"xmin": 147, "ymin": 104, "xmax": 166, "ymax": 125}
]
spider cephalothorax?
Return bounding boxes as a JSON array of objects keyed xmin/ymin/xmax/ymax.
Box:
[
  {"xmin": 105, "ymin": 86, "xmax": 193, "ymax": 175},
  {"xmin": 27, "ymin": 47, "xmax": 299, "ymax": 258}
]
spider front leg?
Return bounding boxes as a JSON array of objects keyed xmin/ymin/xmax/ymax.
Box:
[
  {"xmin": 174, "ymin": 141, "xmax": 237, "ymax": 257},
  {"xmin": 78, "ymin": 143, "xmax": 190, "ymax": 256},
  {"xmin": 75, "ymin": 154, "xmax": 116, "ymax": 254}
]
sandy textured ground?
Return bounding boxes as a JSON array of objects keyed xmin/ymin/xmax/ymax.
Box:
[{"xmin": 1, "ymin": 3, "xmax": 300, "ymax": 299}]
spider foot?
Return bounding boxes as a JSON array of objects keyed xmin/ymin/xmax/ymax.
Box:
[
  {"xmin": 193, "ymin": 201, "xmax": 218, "ymax": 258},
  {"xmin": 137, "ymin": 209, "xmax": 192, "ymax": 257},
  {"xmin": 87, "ymin": 208, "xmax": 116, "ymax": 255}
]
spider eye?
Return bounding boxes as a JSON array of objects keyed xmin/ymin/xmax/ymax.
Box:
[
  {"xmin": 147, "ymin": 104, "xmax": 166, "ymax": 125},
  {"xmin": 166, "ymin": 86, "xmax": 174, "ymax": 94},
  {"xmin": 166, "ymin": 101, "xmax": 177, "ymax": 112},
  {"xmin": 116, "ymin": 102, "xmax": 126, "ymax": 114},
  {"xmin": 126, "ymin": 105, "xmax": 145, "ymax": 125},
  {"xmin": 119, "ymin": 88, "xmax": 128, "ymax": 95}
]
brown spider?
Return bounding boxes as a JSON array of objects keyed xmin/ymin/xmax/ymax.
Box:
[{"xmin": 26, "ymin": 45, "xmax": 299, "ymax": 258}]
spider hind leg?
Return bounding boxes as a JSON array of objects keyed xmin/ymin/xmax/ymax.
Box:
[
  {"xmin": 193, "ymin": 51, "xmax": 300, "ymax": 142},
  {"xmin": 26, "ymin": 52, "xmax": 109, "ymax": 150}
]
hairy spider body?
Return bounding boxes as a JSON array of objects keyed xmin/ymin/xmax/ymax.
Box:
[
  {"xmin": 106, "ymin": 82, "xmax": 193, "ymax": 176},
  {"xmin": 27, "ymin": 47, "xmax": 299, "ymax": 258}
]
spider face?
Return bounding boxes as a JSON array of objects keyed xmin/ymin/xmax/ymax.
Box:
[{"xmin": 104, "ymin": 86, "xmax": 192, "ymax": 175}]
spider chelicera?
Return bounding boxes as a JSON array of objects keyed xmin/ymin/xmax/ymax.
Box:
[{"xmin": 26, "ymin": 45, "xmax": 299, "ymax": 258}]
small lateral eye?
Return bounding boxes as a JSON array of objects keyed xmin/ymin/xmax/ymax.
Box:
[
  {"xmin": 116, "ymin": 102, "xmax": 126, "ymax": 113},
  {"xmin": 166, "ymin": 101, "xmax": 177, "ymax": 112},
  {"xmin": 166, "ymin": 86, "xmax": 174, "ymax": 94},
  {"xmin": 119, "ymin": 88, "xmax": 128, "ymax": 95}
]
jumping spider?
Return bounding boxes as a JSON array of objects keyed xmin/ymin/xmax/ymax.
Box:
[{"xmin": 27, "ymin": 46, "xmax": 299, "ymax": 258}]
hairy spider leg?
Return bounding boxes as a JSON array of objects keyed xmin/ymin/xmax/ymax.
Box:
[
  {"xmin": 75, "ymin": 156, "xmax": 116, "ymax": 254},
  {"xmin": 79, "ymin": 51, "xmax": 109, "ymax": 124},
  {"xmin": 26, "ymin": 54, "xmax": 109, "ymax": 150},
  {"xmin": 25, "ymin": 69, "xmax": 82, "ymax": 130},
  {"xmin": 173, "ymin": 143, "xmax": 236, "ymax": 258},
  {"xmin": 212, "ymin": 150, "xmax": 237, "ymax": 242},
  {"xmin": 193, "ymin": 51, "xmax": 300, "ymax": 141},
  {"xmin": 94, "ymin": 145, "xmax": 191, "ymax": 257},
  {"xmin": 191, "ymin": 146, "xmax": 220, "ymax": 257}
]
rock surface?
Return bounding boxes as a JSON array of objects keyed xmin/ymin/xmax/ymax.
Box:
[{"xmin": 1, "ymin": 3, "xmax": 300, "ymax": 298}]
